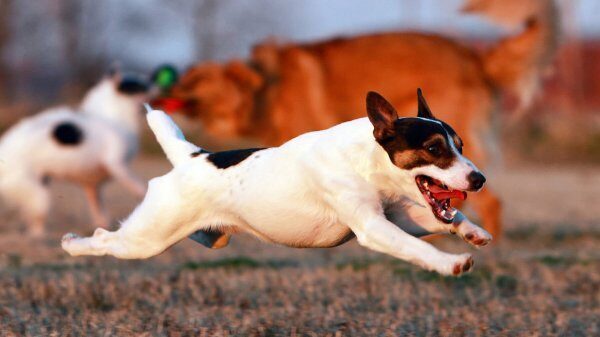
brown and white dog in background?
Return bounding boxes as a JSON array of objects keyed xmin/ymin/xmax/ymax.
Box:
[{"xmin": 160, "ymin": 0, "xmax": 560, "ymax": 239}]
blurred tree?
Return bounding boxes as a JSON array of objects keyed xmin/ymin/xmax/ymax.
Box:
[
  {"xmin": 0, "ymin": 0, "xmax": 13, "ymax": 104},
  {"xmin": 58, "ymin": 0, "xmax": 85, "ymax": 98},
  {"xmin": 195, "ymin": 0, "xmax": 219, "ymax": 60},
  {"xmin": 59, "ymin": 0, "xmax": 111, "ymax": 98}
]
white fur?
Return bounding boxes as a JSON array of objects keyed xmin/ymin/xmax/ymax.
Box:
[
  {"xmin": 0, "ymin": 75, "xmax": 148, "ymax": 236},
  {"xmin": 62, "ymin": 110, "xmax": 492, "ymax": 275}
]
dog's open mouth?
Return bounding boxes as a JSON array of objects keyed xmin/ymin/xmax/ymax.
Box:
[{"xmin": 416, "ymin": 175, "xmax": 467, "ymax": 223}]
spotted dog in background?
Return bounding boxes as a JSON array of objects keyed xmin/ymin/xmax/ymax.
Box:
[
  {"xmin": 0, "ymin": 68, "xmax": 161, "ymax": 236},
  {"xmin": 62, "ymin": 90, "xmax": 491, "ymax": 276}
]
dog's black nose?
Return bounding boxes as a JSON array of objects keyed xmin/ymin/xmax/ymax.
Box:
[{"xmin": 468, "ymin": 171, "xmax": 486, "ymax": 190}]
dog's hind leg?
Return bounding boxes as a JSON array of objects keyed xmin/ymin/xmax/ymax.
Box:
[
  {"xmin": 6, "ymin": 175, "xmax": 50, "ymax": 237},
  {"xmin": 100, "ymin": 133, "xmax": 146, "ymax": 198},
  {"xmin": 62, "ymin": 171, "xmax": 201, "ymax": 258},
  {"xmin": 83, "ymin": 183, "xmax": 109, "ymax": 228},
  {"xmin": 104, "ymin": 160, "xmax": 145, "ymax": 198}
]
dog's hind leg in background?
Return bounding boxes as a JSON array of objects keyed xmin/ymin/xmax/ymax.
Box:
[
  {"xmin": 0, "ymin": 172, "xmax": 50, "ymax": 237},
  {"xmin": 84, "ymin": 137, "xmax": 147, "ymax": 229},
  {"xmin": 82, "ymin": 182, "xmax": 109, "ymax": 229}
]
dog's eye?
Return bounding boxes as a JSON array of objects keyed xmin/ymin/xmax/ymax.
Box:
[{"xmin": 427, "ymin": 144, "xmax": 442, "ymax": 156}]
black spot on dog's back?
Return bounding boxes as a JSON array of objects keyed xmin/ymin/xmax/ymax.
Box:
[
  {"xmin": 206, "ymin": 148, "xmax": 266, "ymax": 169},
  {"xmin": 52, "ymin": 122, "xmax": 83, "ymax": 146}
]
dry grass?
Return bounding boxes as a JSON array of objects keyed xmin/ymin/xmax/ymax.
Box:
[
  {"xmin": 501, "ymin": 113, "xmax": 600, "ymax": 165},
  {"xmin": 0, "ymin": 157, "xmax": 598, "ymax": 336}
]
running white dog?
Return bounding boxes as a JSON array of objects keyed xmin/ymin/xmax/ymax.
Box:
[
  {"xmin": 0, "ymin": 70, "xmax": 151, "ymax": 236},
  {"xmin": 62, "ymin": 90, "xmax": 492, "ymax": 275}
]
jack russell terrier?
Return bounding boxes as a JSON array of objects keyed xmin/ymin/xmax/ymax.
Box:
[
  {"xmin": 0, "ymin": 69, "xmax": 156, "ymax": 236},
  {"xmin": 62, "ymin": 89, "xmax": 492, "ymax": 275}
]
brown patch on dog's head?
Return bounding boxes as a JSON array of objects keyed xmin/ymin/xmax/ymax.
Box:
[
  {"xmin": 169, "ymin": 61, "xmax": 263, "ymax": 138},
  {"xmin": 416, "ymin": 88, "xmax": 463, "ymax": 153},
  {"xmin": 439, "ymin": 120, "xmax": 463, "ymax": 154},
  {"xmin": 366, "ymin": 90, "xmax": 463, "ymax": 170}
]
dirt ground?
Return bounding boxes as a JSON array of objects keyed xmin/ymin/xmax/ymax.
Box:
[{"xmin": 0, "ymin": 156, "xmax": 598, "ymax": 336}]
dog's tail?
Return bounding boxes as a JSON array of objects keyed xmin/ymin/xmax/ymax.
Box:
[
  {"xmin": 144, "ymin": 104, "xmax": 202, "ymax": 167},
  {"xmin": 463, "ymin": 0, "xmax": 560, "ymax": 117}
]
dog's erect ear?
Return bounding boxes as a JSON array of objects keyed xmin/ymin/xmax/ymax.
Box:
[
  {"xmin": 367, "ymin": 91, "xmax": 398, "ymax": 141},
  {"xmin": 417, "ymin": 88, "xmax": 436, "ymax": 120},
  {"xmin": 225, "ymin": 61, "xmax": 263, "ymax": 91}
]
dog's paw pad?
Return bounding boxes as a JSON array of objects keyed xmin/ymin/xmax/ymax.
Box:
[
  {"xmin": 464, "ymin": 231, "xmax": 492, "ymax": 247},
  {"xmin": 61, "ymin": 233, "xmax": 79, "ymax": 243},
  {"xmin": 452, "ymin": 256, "xmax": 474, "ymax": 275}
]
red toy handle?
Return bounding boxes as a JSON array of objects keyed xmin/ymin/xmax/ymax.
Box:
[{"xmin": 151, "ymin": 97, "xmax": 186, "ymax": 115}]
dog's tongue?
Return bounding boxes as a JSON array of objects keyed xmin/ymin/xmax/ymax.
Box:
[{"xmin": 429, "ymin": 184, "xmax": 467, "ymax": 200}]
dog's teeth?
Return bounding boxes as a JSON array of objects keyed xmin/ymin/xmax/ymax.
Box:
[
  {"xmin": 447, "ymin": 208, "xmax": 458, "ymax": 218},
  {"xmin": 442, "ymin": 208, "xmax": 458, "ymax": 220},
  {"xmin": 439, "ymin": 207, "xmax": 457, "ymax": 221}
]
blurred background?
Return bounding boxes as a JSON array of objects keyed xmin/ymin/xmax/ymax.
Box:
[
  {"xmin": 0, "ymin": 0, "xmax": 598, "ymax": 163},
  {"xmin": 0, "ymin": 1, "xmax": 598, "ymax": 335}
]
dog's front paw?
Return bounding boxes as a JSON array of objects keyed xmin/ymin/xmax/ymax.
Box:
[
  {"xmin": 462, "ymin": 227, "xmax": 492, "ymax": 247},
  {"xmin": 433, "ymin": 253, "xmax": 474, "ymax": 276},
  {"xmin": 451, "ymin": 255, "xmax": 474, "ymax": 275}
]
